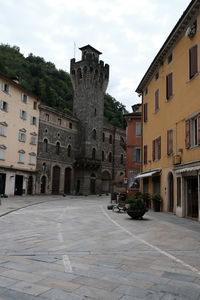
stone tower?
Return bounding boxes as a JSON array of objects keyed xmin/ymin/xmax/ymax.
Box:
[{"xmin": 70, "ymin": 45, "xmax": 109, "ymax": 195}]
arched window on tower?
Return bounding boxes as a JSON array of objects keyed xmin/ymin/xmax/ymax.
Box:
[
  {"xmin": 92, "ymin": 148, "xmax": 96, "ymax": 160},
  {"xmin": 67, "ymin": 145, "xmax": 71, "ymax": 157},
  {"xmin": 56, "ymin": 142, "xmax": 60, "ymax": 155},
  {"xmin": 120, "ymin": 154, "xmax": 124, "ymax": 164},
  {"xmin": 43, "ymin": 139, "xmax": 48, "ymax": 153},
  {"xmin": 108, "ymin": 152, "xmax": 112, "ymax": 163},
  {"xmin": 102, "ymin": 151, "xmax": 105, "ymax": 161},
  {"xmin": 93, "ymin": 129, "xmax": 96, "ymax": 140}
]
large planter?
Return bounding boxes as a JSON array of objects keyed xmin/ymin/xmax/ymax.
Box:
[{"xmin": 127, "ymin": 209, "xmax": 146, "ymax": 219}]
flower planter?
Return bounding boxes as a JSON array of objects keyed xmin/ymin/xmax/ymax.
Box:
[{"xmin": 127, "ymin": 209, "xmax": 146, "ymax": 219}]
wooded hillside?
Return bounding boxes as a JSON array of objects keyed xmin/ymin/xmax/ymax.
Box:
[{"xmin": 0, "ymin": 44, "xmax": 126, "ymax": 128}]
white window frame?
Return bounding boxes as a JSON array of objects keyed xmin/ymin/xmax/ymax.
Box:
[
  {"xmin": 0, "ymin": 149, "xmax": 5, "ymax": 160},
  {"xmin": 2, "ymin": 82, "xmax": 9, "ymax": 93},
  {"xmin": 31, "ymin": 116, "xmax": 37, "ymax": 126},
  {"xmin": 18, "ymin": 153, "xmax": 24, "ymax": 163},
  {"xmin": 0, "ymin": 100, "xmax": 9, "ymax": 112},
  {"xmin": 19, "ymin": 132, "xmax": 26, "ymax": 142},
  {"xmin": 29, "ymin": 155, "xmax": 36, "ymax": 165},
  {"xmin": 21, "ymin": 93, "xmax": 28, "ymax": 104},
  {"xmin": 30, "ymin": 136, "xmax": 37, "ymax": 145},
  {"xmin": 0, "ymin": 126, "xmax": 6, "ymax": 136},
  {"xmin": 20, "ymin": 110, "xmax": 27, "ymax": 120}
]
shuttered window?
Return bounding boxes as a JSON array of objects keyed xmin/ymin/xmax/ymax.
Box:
[
  {"xmin": 167, "ymin": 129, "xmax": 173, "ymax": 156},
  {"xmin": 153, "ymin": 136, "xmax": 161, "ymax": 161},
  {"xmin": 144, "ymin": 145, "xmax": 147, "ymax": 165},
  {"xmin": 155, "ymin": 89, "xmax": 159, "ymax": 112},
  {"xmin": 189, "ymin": 45, "xmax": 198, "ymax": 79},
  {"xmin": 166, "ymin": 73, "xmax": 173, "ymax": 100},
  {"xmin": 144, "ymin": 103, "xmax": 148, "ymax": 122}
]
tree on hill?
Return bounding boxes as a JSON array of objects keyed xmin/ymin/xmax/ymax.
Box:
[{"xmin": 0, "ymin": 44, "xmax": 127, "ymax": 127}]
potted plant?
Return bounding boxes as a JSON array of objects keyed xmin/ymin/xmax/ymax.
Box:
[
  {"xmin": 126, "ymin": 193, "xmax": 148, "ymax": 219},
  {"xmin": 151, "ymin": 194, "xmax": 162, "ymax": 212}
]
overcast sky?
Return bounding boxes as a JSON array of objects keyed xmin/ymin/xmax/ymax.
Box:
[{"xmin": 0, "ymin": 0, "xmax": 189, "ymax": 111}]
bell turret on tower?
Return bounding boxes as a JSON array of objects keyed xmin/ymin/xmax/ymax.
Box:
[{"xmin": 70, "ymin": 45, "xmax": 109, "ymax": 195}]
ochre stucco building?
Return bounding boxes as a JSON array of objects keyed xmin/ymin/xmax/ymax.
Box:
[{"xmin": 136, "ymin": 0, "xmax": 200, "ymax": 220}]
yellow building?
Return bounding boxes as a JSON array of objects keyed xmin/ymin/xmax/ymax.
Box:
[
  {"xmin": 136, "ymin": 0, "xmax": 200, "ymax": 220},
  {"xmin": 0, "ymin": 74, "xmax": 40, "ymax": 196}
]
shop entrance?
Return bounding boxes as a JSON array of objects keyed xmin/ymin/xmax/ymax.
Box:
[
  {"xmin": 168, "ymin": 172, "xmax": 174, "ymax": 212},
  {"xmin": 0, "ymin": 173, "xmax": 6, "ymax": 195},
  {"xmin": 15, "ymin": 175, "xmax": 23, "ymax": 195},
  {"xmin": 187, "ymin": 177, "xmax": 198, "ymax": 219}
]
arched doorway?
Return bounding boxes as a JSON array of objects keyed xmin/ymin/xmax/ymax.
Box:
[
  {"xmin": 52, "ymin": 166, "xmax": 60, "ymax": 194},
  {"xmin": 27, "ymin": 176, "xmax": 33, "ymax": 195},
  {"xmin": 64, "ymin": 168, "xmax": 71, "ymax": 194},
  {"xmin": 168, "ymin": 172, "xmax": 174, "ymax": 212},
  {"xmin": 101, "ymin": 171, "xmax": 111, "ymax": 193},
  {"xmin": 40, "ymin": 176, "xmax": 46, "ymax": 194},
  {"xmin": 90, "ymin": 173, "xmax": 96, "ymax": 194}
]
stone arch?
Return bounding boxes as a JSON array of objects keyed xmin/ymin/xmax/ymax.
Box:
[
  {"xmin": 101, "ymin": 170, "xmax": 111, "ymax": 193},
  {"xmin": 90, "ymin": 173, "xmax": 96, "ymax": 194},
  {"xmin": 40, "ymin": 175, "xmax": 47, "ymax": 194},
  {"xmin": 52, "ymin": 165, "xmax": 60, "ymax": 194},
  {"xmin": 168, "ymin": 171, "xmax": 174, "ymax": 212},
  {"xmin": 64, "ymin": 167, "xmax": 72, "ymax": 194}
]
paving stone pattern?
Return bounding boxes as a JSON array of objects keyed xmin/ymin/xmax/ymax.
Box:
[{"xmin": 0, "ymin": 195, "xmax": 199, "ymax": 299}]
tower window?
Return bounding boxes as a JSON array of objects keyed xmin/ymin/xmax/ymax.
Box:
[
  {"xmin": 93, "ymin": 129, "xmax": 96, "ymax": 140},
  {"xmin": 69, "ymin": 122, "xmax": 72, "ymax": 129},
  {"xmin": 109, "ymin": 135, "xmax": 113, "ymax": 144},
  {"xmin": 108, "ymin": 152, "xmax": 112, "ymax": 163},
  {"xmin": 56, "ymin": 142, "xmax": 60, "ymax": 155},
  {"xmin": 67, "ymin": 145, "xmax": 71, "ymax": 157},
  {"xmin": 102, "ymin": 151, "xmax": 105, "ymax": 161},
  {"xmin": 43, "ymin": 139, "xmax": 48, "ymax": 152},
  {"xmin": 94, "ymin": 108, "xmax": 97, "ymax": 116},
  {"xmin": 92, "ymin": 148, "xmax": 96, "ymax": 160}
]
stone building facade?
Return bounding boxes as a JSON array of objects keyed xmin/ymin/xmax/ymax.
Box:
[{"xmin": 36, "ymin": 45, "xmax": 126, "ymax": 195}]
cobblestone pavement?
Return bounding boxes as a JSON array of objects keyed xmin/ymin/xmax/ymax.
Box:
[{"xmin": 0, "ymin": 195, "xmax": 199, "ymax": 299}]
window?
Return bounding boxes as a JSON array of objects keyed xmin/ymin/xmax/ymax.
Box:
[
  {"xmin": 69, "ymin": 122, "xmax": 72, "ymax": 129},
  {"xmin": 177, "ymin": 177, "xmax": 181, "ymax": 207},
  {"xmin": 108, "ymin": 152, "xmax": 112, "ymax": 163},
  {"xmin": 135, "ymin": 123, "xmax": 141, "ymax": 136},
  {"xmin": 0, "ymin": 126, "xmax": 6, "ymax": 137},
  {"xmin": 120, "ymin": 154, "xmax": 124, "ymax": 164},
  {"xmin": 22, "ymin": 93, "xmax": 28, "ymax": 104},
  {"xmin": 0, "ymin": 149, "xmax": 5, "ymax": 160},
  {"xmin": 18, "ymin": 153, "xmax": 25, "ymax": 164},
  {"xmin": 0, "ymin": 101, "xmax": 8, "ymax": 112},
  {"xmin": 144, "ymin": 145, "xmax": 148, "ymax": 165},
  {"xmin": 143, "ymin": 103, "xmax": 148, "ymax": 122},
  {"xmin": 155, "ymin": 89, "xmax": 159, "ymax": 112},
  {"xmin": 18, "ymin": 132, "xmax": 26, "ymax": 142},
  {"xmin": 102, "ymin": 150, "xmax": 105, "ymax": 161},
  {"xmin": 30, "ymin": 136, "xmax": 37, "ymax": 145},
  {"xmin": 43, "ymin": 139, "xmax": 48, "ymax": 152},
  {"xmin": 189, "ymin": 45, "xmax": 198, "ymax": 79},
  {"xmin": 167, "ymin": 53, "xmax": 173, "ymax": 64},
  {"xmin": 29, "ymin": 154, "xmax": 36, "ymax": 165},
  {"xmin": 45, "ymin": 114, "xmax": 49, "ymax": 121},
  {"xmin": 185, "ymin": 116, "xmax": 200, "ymax": 149},
  {"xmin": 2, "ymin": 83, "xmax": 9, "ymax": 93},
  {"xmin": 167, "ymin": 129, "xmax": 173, "ymax": 156},
  {"xmin": 102, "ymin": 132, "xmax": 105, "ymax": 142},
  {"xmin": 33, "ymin": 101, "xmax": 37, "ymax": 110},
  {"xmin": 31, "ymin": 116, "xmax": 37, "ymax": 126},
  {"xmin": 166, "ymin": 73, "xmax": 173, "ymax": 100},
  {"xmin": 155, "ymin": 72, "xmax": 159, "ymax": 80},
  {"xmin": 67, "ymin": 145, "xmax": 71, "ymax": 157},
  {"xmin": 133, "ymin": 148, "xmax": 141, "ymax": 163},
  {"xmin": 93, "ymin": 129, "xmax": 96, "ymax": 140},
  {"xmin": 58, "ymin": 118, "xmax": 61, "ymax": 126},
  {"xmin": 56, "ymin": 142, "xmax": 60, "ymax": 155},
  {"xmin": 94, "ymin": 108, "xmax": 97, "ymax": 116},
  {"xmin": 153, "ymin": 136, "xmax": 161, "ymax": 161},
  {"xmin": 109, "ymin": 135, "xmax": 113, "ymax": 144},
  {"xmin": 20, "ymin": 110, "xmax": 27, "ymax": 120},
  {"xmin": 92, "ymin": 148, "xmax": 96, "ymax": 160}
]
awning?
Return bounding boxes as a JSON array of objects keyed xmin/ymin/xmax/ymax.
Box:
[
  {"xmin": 175, "ymin": 166, "xmax": 200, "ymax": 174},
  {"xmin": 135, "ymin": 169, "xmax": 161, "ymax": 179}
]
